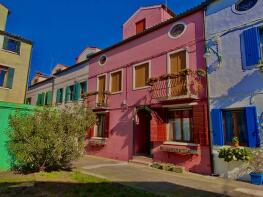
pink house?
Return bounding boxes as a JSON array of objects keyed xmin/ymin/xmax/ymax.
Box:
[{"xmin": 85, "ymin": 3, "xmax": 212, "ymax": 175}]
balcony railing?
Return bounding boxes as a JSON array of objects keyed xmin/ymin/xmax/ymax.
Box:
[
  {"xmin": 85, "ymin": 91, "xmax": 111, "ymax": 109},
  {"xmin": 147, "ymin": 69, "xmax": 205, "ymax": 101}
]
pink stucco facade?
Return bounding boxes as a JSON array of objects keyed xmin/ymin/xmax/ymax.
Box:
[{"xmin": 86, "ymin": 7, "xmax": 212, "ymax": 175}]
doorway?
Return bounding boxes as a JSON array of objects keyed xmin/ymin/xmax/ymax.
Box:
[{"xmin": 134, "ymin": 108, "xmax": 152, "ymax": 156}]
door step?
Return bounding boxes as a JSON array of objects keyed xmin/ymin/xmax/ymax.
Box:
[{"xmin": 129, "ymin": 156, "xmax": 152, "ymax": 166}]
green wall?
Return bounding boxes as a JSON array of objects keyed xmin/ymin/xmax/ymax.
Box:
[{"xmin": 0, "ymin": 101, "xmax": 34, "ymax": 170}]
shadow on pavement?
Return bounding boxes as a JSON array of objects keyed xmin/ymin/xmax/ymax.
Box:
[{"xmin": 0, "ymin": 181, "xmax": 225, "ymax": 197}]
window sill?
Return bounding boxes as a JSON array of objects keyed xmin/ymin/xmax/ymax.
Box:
[
  {"xmin": 110, "ymin": 91, "xmax": 122, "ymax": 95},
  {"xmin": 133, "ymin": 86, "xmax": 150, "ymax": 91},
  {"xmin": 163, "ymin": 141, "xmax": 199, "ymax": 147},
  {"xmin": 1, "ymin": 48, "xmax": 20, "ymax": 55},
  {"xmin": 88, "ymin": 137, "xmax": 107, "ymax": 146},
  {"xmin": 0, "ymin": 87, "xmax": 11, "ymax": 90}
]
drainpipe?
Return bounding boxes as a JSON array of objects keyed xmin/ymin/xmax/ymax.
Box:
[
  {"xmin": 51, "ymin": 76, "xmax": 55, "ymax": 106},
  {"xmin": 203, "ymin": 8, "xmax": 215, "ymax": 175},
  {"xmin": 24, "ymin": 45, "xmax": 33, "ymax": 104}
]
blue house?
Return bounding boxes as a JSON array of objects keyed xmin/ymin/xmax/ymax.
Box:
[{"xmin": 205, "ymin": 0, "xmax": 263, "ymax": 179}]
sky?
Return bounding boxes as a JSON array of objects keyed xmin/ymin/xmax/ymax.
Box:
[{"xmin": 1, "ymin": 0, "xmax": 204, "ymax": 81}]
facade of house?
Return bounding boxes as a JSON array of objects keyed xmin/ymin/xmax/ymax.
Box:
[
  {"xmin": 26, "ymin": 47, "xmax": 96, "ymax": 106},
  {"xmin": 0, "ymin": 4, "xmax": 33, "ymax": 104},
  {"xmin": 85, "ymin": 4, "xmax": 212, "ymax": 175},
  {"xmin": 206, "ymin": 0, "xmax": 263, "ymax": 179}
]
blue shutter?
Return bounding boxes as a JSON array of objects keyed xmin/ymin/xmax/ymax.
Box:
[
  {"xmin": 241, "ymin": 27, "xmax": 262, "ymax": 69},
  {"xmin": 211, "ymin": 109, "xmax": 224, "ymax": 146},
  {"xmin": 245, "ymin": 106, "xmax": 259, "ymax": 147}
]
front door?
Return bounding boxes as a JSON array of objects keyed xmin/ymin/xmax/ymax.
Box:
[{"xmin": 134, "ymin": 109, "xmax": 152, "ymax": 156}]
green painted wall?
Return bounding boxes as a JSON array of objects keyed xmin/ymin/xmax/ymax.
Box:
[{"xmin": 0, "ymin": 101, "xmax": 34, "ymax": 170}]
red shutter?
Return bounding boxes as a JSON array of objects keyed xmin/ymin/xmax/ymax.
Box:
[
  {"xmin": 151, "ymin": 111, "xmax": 166, "ymax": 142},
  {"xmin": 104, "ymin": 112, "xmax": 110, "ymax": 138},
  {"xmin": 136, "ymin": 19, "xmax": 146, "ymax": 34},
  {"xmin": 86, "ymin": 126, "xmax": 94, "ymax": 139},
  {"xmin": 193, "ymin": 104, "xmax": 209, "ymax": 145}
]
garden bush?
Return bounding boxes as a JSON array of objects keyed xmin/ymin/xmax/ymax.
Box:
[{"xmin": 6, "ymin": 104, "xmax": 96, "ymax": 173}]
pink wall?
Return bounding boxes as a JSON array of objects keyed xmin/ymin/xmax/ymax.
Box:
[
  {"xmin": 86, "ymin": 9, "xmax": 210, "ymax": 174},
  {"xmin": 123, "ymin": 6, "xmax": 173, "ymax": 39}
]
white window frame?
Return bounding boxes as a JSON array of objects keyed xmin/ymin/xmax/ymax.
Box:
[
  {"xmin": 109, "ymin": 68, "xmax": 123, "ymax": 94},
  {"xmin": 168, "ymin": 22, "xmax": 187, "ymax": 39},
  {"xmin": 98, "ymin": 55, "xmax": 108, "ymax": 66},
  {"xmin": 132, "ymin": 60, "xmax": 151, "ymax": 90},
  {"xmin": 232, "ymin": 0, "xmax": 259, "ymax": 15}
]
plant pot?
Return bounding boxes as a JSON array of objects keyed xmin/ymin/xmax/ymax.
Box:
[
  {"xmin": 233, "ymin": 142, "xmax": 239, "ymax": 147},
  {"xmin": 250, "ymin": 173, "xmax": 263, "ymax": 185}
]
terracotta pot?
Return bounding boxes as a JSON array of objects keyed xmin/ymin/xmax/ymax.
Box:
[{"xmin": 233, "ymin": 142, "xmax": 239, "ymax": 147}]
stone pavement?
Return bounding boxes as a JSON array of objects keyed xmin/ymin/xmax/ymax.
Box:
[{"xmin": 73, "ymin": 155, "xmax": 263, "ymax": 197}]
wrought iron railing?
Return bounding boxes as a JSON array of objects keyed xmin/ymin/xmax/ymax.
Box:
[{"xmin": 147, "ymin": 69, "xmax": 205, "ymax": 101}]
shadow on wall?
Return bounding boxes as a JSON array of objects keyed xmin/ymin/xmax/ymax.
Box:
[
  {"xmin": 211, "ymin": 70, "xmax": 263, "ymax": 109},
  {"xmin": 0, "ymin": 181, "xmax": 224, "ymax": 197},
  {"xmin": 107, "ymin": 96, "xmax": 149, "ymax": 159}
]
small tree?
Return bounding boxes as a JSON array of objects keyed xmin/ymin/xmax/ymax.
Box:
[{"xmin": 7, "ymin": 104, "xmax": 96, "ymax": 172}]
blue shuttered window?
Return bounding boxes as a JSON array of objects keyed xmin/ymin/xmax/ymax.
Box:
[
  {"xmin": 241, "ymin": 27, "xmax": 262, "ymax": 69},
  {"xmin": 245, "ymin": 106, "xmax": 260, "ymax": 148},
  {"xmin": 211, "ymin": 109, "xmax": 224, "ymax": 146}
]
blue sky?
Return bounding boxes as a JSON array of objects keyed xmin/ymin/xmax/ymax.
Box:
[{"xmin": 1, "ymin": 0, "xmax": 204, "ymax": 80}]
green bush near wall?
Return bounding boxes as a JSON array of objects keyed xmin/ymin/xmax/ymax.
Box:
[{"xmin": 0, "ymin": 101, "xmax": 35, "ymax": 170}]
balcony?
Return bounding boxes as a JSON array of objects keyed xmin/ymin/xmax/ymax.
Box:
[
  {"xmin": 147, "ymin": 69, "xmax": 205, "ymax": 102},
  {"xmin": 85, "ymin": 91, "xmax": 111, "ymax": 110}
]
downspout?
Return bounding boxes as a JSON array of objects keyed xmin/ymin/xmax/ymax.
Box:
[
  {"xmin": 203, "ymin": 7, "xmax": 215, "ymax": 175},
  {"xmin": 24, "ymin": 44, "xmax": 33, "ymax": 104},
  {"xmin": 51, "ymin": 76, "xmax": 55, "ymax": 106}
]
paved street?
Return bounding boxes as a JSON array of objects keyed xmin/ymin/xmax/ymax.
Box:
[{"xmin": 74, "ymin": 155, "xmax": 263, "ymax": 197}]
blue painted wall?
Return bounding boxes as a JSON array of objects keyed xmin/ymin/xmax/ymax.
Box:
[{"xmin": 205, "ymin": 0, "xmax": 263, "ymax": 178}]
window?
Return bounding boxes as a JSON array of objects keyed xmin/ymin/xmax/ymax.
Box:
[
  {"xmin": 2, "ymin": 37, "xmax": 21, "ymax": 54},
  {"xmin": 241, "ymin": 27, "xmax": 262, "ymax": 69},
  {"xmin": 44, "ymin": 91, "xmax": 52, "ymax": 105},
  {"xmin": 169, "ymin": 23, "xmax": 186, "ymax": 39},
  {"xmin": 0, "ymin": 66, "xmax": 14, "ymax": 89},
  {"xmin": 235, "ymin": 0, "xmax": 257, "ymax": 12},
  {"xmin": 95, "ymin": 113, "xmax": 109, "ymax": 138},
  {"xmin": 56, "ymin": 88, "xmax": 63, "ymax": 104},
  {"xmin": 136, "ymin": 19, "xmax": 146, "ymax": 34},
  {"xmin": 212, "ymin": 107, "xmax": 259, "ymax": 147},
  {"xmin": 97, "ymin": 114, "xmax": 106, "ymax": 138},
  {"xmin": 80, "ymin": 81, "xmax": 87, "ymax": 98},
  {"xmin": 169, "ymin": 51, "xmax": 187, "ymax": 96},
  {"xmin": 110, "ymin": 70, "xmax": 122, "ymax": 93},
  {"xmin": 222, "ymin": 109, "xmax": 248, "ymax": 146},
  {"xmin": 26, "ymin": 97, "xmax": 31, "ymax": 105},
  {"xmin": 97, "ymin": 75, "xmax": 106, "ymax": 105},
  {"xmin": 69, "ymin": 85, "xmax": 74, "ymax": 101},
  {"xmin": 168, "ymin": 109, "xmax": 193, "ymax": 143},
  {"xmin": 134, "ymin": 62, "xmax": 149, "ymax": 89},
  {"xmin": 99, "ymin": 55, "xmax": 107, "ymax": 66}
]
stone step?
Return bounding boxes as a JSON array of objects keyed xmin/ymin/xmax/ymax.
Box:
[{"xmin": 129, "ymin": 156, "xmax": 152, "ymax": 166}]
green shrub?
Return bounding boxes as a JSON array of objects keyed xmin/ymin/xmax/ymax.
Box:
[
  {"xmin": 6, "ymin": 104, "xmax": 96, "ymax": 172},
  {"xmin": 218, "ymin": 147, "xmax": 251, "ymax": 162}
]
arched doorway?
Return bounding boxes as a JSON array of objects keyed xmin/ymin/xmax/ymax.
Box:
[{"xmin": 133, "ymin": 106, "xmax": 152, "ymax": 156}]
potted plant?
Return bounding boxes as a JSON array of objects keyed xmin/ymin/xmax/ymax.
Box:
[
  {"xmin": 247, "ymin": 148, "xmax": 263, "ymax": 185},
  {"xmin": 232, "ymin": 137, "xmax": 239, "ymax": 147}
]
